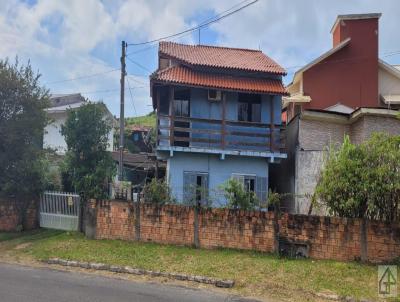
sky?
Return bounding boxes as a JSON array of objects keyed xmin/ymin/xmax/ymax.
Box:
[{"xmin": 1, "ymin": 0, "xmax": 400, "ymax": 118}]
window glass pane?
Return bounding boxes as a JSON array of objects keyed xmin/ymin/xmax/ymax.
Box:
[
  {"xmin": 252, "ymin": 103, "xmax": 261, "ymax": 122},
  {"xmin": 238, "ymin": 103, "xmax": 248, "ymax": 121},
  {"xmin": 174, "ymin": 100, "xmax": 181, "ymax": 116},
  {"xmin": 209, "ymin": 90, "xmax": 217, "ymax": 99},
  {"xmin": 242, "ymin": 176, "xmax": 256, "ymax": 192},
  {"xmin": 181, "ymin": 100, "xmax": 189, "ymax": 117}
]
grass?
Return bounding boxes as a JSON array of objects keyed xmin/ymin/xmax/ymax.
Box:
[
  {"xmin": 0, "ymin": 229, "xmax": 388, "ymax": 301},
  {"xmin": 126, "ymin": 112, "xmax": 156, "ymax": 128}
]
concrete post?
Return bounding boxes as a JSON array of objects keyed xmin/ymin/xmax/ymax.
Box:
[
  {"xmin": 193, "ymin": 204, "xmax": 200, "ymax": 248},
  {"xmin": 360, "ymin": 218, "xmax": 368, "ymax": 262},
  {"xmin": 135, "ymin": 196, "xmax": 141, "ymax": 241}
]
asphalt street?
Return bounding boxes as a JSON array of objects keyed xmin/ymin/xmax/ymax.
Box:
[{"xmin": 0, "ymin": 263, "xmax": 259, "ymax": 302}]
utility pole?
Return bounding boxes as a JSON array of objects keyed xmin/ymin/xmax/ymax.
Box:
[{"xmin": 118, "ymin": 40, "xmax": 126, "ymax": 181}]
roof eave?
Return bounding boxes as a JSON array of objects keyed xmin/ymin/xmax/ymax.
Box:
[
  {"xmin": 379, "ymin": 59, "xmax": 400, "ymax": 79},
  {"xmin": 291, "ymin": 37, "xmax": 351, "ymax": 85},
  {"xmin": 151, "ymin": 79, "xmax": 288, "ymax": 96}
]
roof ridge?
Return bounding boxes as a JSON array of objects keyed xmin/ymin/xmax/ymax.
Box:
[{"xmin": 159, "ymin": 41, "xmax": 262, "ymax": 53}]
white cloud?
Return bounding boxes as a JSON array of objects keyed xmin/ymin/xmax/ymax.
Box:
[{"xmin": 0, "ymin": 0, "xmax": 399, "ymax": 116}]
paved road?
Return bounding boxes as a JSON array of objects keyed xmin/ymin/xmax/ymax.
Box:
[{"xmin": 0, "ymin": 263, "xmax": 259, "ymax": 302}]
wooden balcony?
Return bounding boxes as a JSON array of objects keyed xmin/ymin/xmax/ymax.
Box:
[{"xmin": 157, "ymin": 114, "xmax": 285, "ymax": 154}]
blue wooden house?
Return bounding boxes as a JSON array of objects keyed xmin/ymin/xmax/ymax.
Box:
[{"xmin": 150, "ymin": 42, "xmax": 287, "ymax": 206}]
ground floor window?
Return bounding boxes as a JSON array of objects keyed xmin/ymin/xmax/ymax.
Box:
[
  {"xmin": 231, "ymin": 174, "xmax": 267, "ymax": 204},
  {"xmin": 183, "ymin": 172, "xmax": 209, "ymax": 206}
]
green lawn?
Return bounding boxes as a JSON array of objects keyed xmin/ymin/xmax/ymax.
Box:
[{"xmin": 0, "ymin": 229, "xmax": 389, "ymax": 301}]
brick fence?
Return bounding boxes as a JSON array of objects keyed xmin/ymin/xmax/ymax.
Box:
[
  {"xmin": 93, "ymin": 200, "xmax": 400, "ymax": 263},
  {"xmin": 0, "ymin": 199, "xmax": 38, "ymax": 231}
]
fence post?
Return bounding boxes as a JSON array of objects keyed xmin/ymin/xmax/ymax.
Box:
[
  {"xmin": 360, "ymin": 218, "xmax": 368, "ymax": 262},
  {"xmin": 78, "ymin": 193, "xmax": 85, "ymax": 233},
  {"xmin": 273, "ymin": 206, "xmax": 280, "ymax": 253},
  {"xmin": 84, "ymin": 199, "xmax": 98, "ymax": 239},
  {"xmin": 135, "ymin": 195, "xmax": 141, "ymax": 241},
  {"xmin": 193, "ymin": 203, "xmax": 200, "ymax": 248}
]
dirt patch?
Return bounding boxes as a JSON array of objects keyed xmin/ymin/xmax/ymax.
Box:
[{"xmin": 14, "ymin": 242, "xmax": 32, "ymax": 250}]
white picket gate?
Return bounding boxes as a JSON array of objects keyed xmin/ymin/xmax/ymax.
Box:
[{"xmin": 39, "ymin": 191, "xmax": 81, "ymax": 231}]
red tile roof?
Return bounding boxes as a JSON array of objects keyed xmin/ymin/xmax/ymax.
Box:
[
  {"xmin": 151, "ymin": 66, "xmax": 287, "ymax": 95},
  {"xmin": 159, "ymin": 42, "xmax": 286, "ymax": 75}
]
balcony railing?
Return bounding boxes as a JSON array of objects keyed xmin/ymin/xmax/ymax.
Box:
[{"xmin": 157, "ymin": 114, "xmax": 285, "ymax": 153}]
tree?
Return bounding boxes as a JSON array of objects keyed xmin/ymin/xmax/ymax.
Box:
[
  {"xmin": 316, "ymin": 133, "xmax": 400, "ymax": 222},
  {"xmin": 0, "ymin": 59, "xmax": 49, "ymax": 229},
  {"xmin": 61, "ymin": 102, "xmax": 115, "ymax": 200}
]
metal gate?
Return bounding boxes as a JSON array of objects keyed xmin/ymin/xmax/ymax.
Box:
[{"xmin": 40, "ymin": 191, "xmax": 81, "ymax": 231}]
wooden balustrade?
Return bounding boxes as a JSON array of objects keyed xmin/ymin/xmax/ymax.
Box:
[{"xmin": 157, "ymin": 114, "xmax": 285, "ymax": 153}]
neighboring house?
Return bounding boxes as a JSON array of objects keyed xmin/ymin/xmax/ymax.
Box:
[
  {"xmin": 273, "ymin": 108, "xmax": 400, "ymax": 214},
  {"xmin": 126, "ymin": 125, "xmax": 153, "ymax": 153},
  {"xmin": 271, "ymin": 13, "xmax": 400, "ymax": 214},
  {"xmin": 111, "ymin": 151, "xmax": 166, "ymax": 187},
  {"xmin": 44, "ymin": 93, "xmax": 114, "ymax": 155},
  {"xmin": 283, "ymin": 13, "xmax": 400, "ymax": 120},
  {"xmin": 150, "ymin": 41, "xmax": 287, "ymax": 205}
]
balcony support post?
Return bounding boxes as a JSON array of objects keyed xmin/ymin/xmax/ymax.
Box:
[
  {"xmin": 270, "ymin": 97, "xmax": 275, "ymax": 152},
  {"xmin": 156, "ymin": 90, "xmax": 160, "ymax": 147},
  {"xmin": 221, "ymin": 92, "xmax": 226, "ymax": 149},
  {"xmin": 169, "ymin": 86, "xmax": 174, "ymax": 147}
]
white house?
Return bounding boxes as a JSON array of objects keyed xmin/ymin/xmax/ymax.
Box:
[{"xmin": 44, "ymin": 93, "xmax": 114, "ymax": 154}]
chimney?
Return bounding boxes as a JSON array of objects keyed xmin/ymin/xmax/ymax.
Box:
[
  {"xmin": 329, "ymin": 13, "xmax": 381, "ymax": 108},
  {"xmin": 331, "ymin": 13, "xmax": 381, "ymax": 50}
]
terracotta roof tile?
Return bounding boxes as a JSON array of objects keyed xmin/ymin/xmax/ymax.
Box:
[
  {"xmin": 151, "ymin": 66, "xmax": 287, "ymax": 95},
  {"xmin": 159, "ymin": 42, "xmax": 286, "ymax": 75}
]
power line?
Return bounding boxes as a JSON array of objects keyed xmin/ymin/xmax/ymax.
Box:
[
  {"xmin": 126, "ymin": 0, "xmax": 258, "ymax": 46},
  {"xmin": 126, "ymin": 56, "xmax": 153, "ymax": 73},
  {"xmin": 56, "ymin": 87, "xmax": 145, "ymax": 96},
  {"xmin": 45, "ymin": 68, "xmax": 120, "ymax": 85},
  {"xmin": 125, "ymin": 0, "xmax": 254, "ymax": 56},
  {"xmin": 126, "ymin": 77, "xmax": 138, "ymax": 117},
  {"xmin": 127, "ymin": 74, "xmax": 148, "ymax": 86}
]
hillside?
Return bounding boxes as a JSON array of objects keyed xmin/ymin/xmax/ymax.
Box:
[{"xmin": 125, "ymin": 111, "xmax": 156, "ymax": 128}]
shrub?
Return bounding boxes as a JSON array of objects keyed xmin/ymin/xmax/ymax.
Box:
[
  {"xmin": 316, "ymin": 133, "xmax": 400, "ymax": 221},
  {"xmin": 143, "ymin": 178, "xmax": 171, "ymax": 205},
  {"xmin": 221, "ymin": 178, "xmax": 258, "ymax": 210}
]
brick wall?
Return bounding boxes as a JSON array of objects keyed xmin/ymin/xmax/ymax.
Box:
[
  {"xmin": 298, "ymin": 113, "xmax": 400, "ymax": 151},
  {"xmin": 198, "ymin": 208, "xmax": 276, "ymax": 251},
  {"xmin": 299, "ymin": 118, "xmax": 350, "ymax": 151},
  {"xmin": 95, "ymin": 200, "xmax": 400, "ymax": 263},
  {"xmin": 0, "ymin": 199, "xmax": 38, "ymax": 231},
  {"xmin": 350, "ymin": 115, "xmax": 400, "ymax": 145}
]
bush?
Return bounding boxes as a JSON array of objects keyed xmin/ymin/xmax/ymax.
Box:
[
  {"xmin": 143, "ymin": 178, "xmax": 171, "ymax": 205},
  {"xmin": 221, "ymin": 178, "xmax": 258, "ymax": 210},
  {"xmin": 316, "ymin": 133, "xmax": 400, "ymax": 221}
]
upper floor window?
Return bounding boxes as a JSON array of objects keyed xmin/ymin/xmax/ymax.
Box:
[
  {"xmin": 238, "ymin": 93, "xmax": 261, "ymax": 123},
  {"xmin": 174, "ymin": 89, "xmax": 190, "ymax": 117}
]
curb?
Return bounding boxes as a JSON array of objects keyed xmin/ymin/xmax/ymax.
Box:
[
  {"xmin": 45, "ymin": 258, "xmax": 235, "ymax": 288},
  {"xmin": 315, "ymin": 292, "xmax": 375, "ymax": 302}
]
